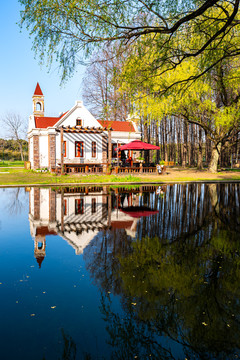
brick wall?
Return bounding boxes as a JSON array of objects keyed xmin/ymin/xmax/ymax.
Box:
[
  {"xmin": 49, "ymin": 189, "xmax": 56, "ymax": 222},
  {"xmin": 33, "ymin": 136, "xmax": 40, "ymax": 169},
  {"xmin": 48, "ymin": 134, "xmax": 56, "ymax": 169},
  {"xmin": 33, "ymin": 188, "xmax": 40, "ymax": 220}
]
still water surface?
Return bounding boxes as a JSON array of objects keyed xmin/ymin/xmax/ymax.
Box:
[{"xmin": 0, "ymin": 183, "xmax": 240, "ymax": 360}]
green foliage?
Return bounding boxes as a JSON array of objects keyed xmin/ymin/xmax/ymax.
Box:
[{"xmin": 19, "ymin": 0, "xmax": 240, "ymax": 85}]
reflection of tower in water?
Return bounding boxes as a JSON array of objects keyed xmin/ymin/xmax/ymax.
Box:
[{"xmin": 34, "ymin": 234, "xmax": 46, "ymax": 268}]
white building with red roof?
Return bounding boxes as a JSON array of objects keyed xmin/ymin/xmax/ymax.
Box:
[{"xmin": 28, "ymin": 83, "xmax": 141, "ymax": 170}]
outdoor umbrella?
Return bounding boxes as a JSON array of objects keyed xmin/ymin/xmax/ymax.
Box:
[{"xmin": 118, "ymin": 140, "xmax": 160, "ymax": 150}]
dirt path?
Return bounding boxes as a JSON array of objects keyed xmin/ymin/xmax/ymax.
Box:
[{"xmin": 144, "ymin": 168, "xmax": 240, "ymax": 182}]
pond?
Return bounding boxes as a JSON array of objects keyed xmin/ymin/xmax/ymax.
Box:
[{"xmin": 0, "ymin": 183, "xmax": 240, "ymax": 360}]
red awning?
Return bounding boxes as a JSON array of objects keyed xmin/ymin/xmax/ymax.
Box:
[
  {"xmin": 118, "ymin": 140, "xmax": 160, "ymax": 150},
  {"xmin": 120, "ymin": 206, "xmax": 159, "ymax": 218}
]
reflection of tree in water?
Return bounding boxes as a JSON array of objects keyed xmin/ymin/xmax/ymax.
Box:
[
  {"xmin": 84, "ymin": 229, "xmax": 132, "ymax": 296},
  {"xmin": 6, "ymin": 188, "xmax": 26, "ymax": 215},
  {"xmin": 84, "ymin": 183, "xmax": 240, "ymax": 360},
  {"xmin": 42, "ymin": 329, "xmax": 92, "ymax": 360},
  {"xmin": 140, "ymin": 183, "xmax": 240, "ymax": 241}
]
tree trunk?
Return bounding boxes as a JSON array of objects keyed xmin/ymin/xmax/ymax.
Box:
[
  {"xmin": 197, "ymin": 127, "xmax": 203, "ymax": 170},
  {"xmin": 182, "ymin": 120, "xmax": 188, "ymax": 167},
  {"xmin": 155, "ymin": 122, "xmax": 160, "ymax": 164},
  {"xmin": 208, "ymin": 143, "xmax": 222, "ymax": 173},
  {"xmin": 143, "ymin": 121, "xmax": 148, "ymax": 163},
  {"xmin": 164, "ymin": 117, "xmax": 168, "ymax": 162},
  {"xmin": 18, "ymin": 141, "xmax": 24, "ymax": 161}
]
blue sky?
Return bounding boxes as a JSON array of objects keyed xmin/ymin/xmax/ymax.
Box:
[{"xmin": 0, "ymin": 0, "xmax": 85, "ymax": 138}]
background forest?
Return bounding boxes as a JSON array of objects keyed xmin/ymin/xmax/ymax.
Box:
[
  {"xmin": 0, "ymin": 139, "xmax": 28, "ymax": 162},
  {"xmin": 82, "ymin": 46, "xmax": 240, "ymax": 170},
  {"xmin": 19, "ymin": 0, "xmax": 240, "ymax": 171}
]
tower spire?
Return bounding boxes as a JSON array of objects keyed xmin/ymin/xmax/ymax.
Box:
[
  {"xmin": 34, "ymin": 82, "xmax": 43, "ymax": 96},
  {"xmin": 32, "ymin": 83, "xmax": 44, "ymax": 117}
]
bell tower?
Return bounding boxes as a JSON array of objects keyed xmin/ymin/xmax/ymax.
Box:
[{"xmin": 33, "ymin": 83, "xmax": 44, "ymax": 117}]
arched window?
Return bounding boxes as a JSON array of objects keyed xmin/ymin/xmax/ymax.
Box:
[{"xmin": 36, "ymin": 102, "xmax": 42, "ymax": 111}]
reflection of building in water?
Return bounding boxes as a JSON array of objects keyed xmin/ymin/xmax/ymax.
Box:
[{"xmin": 29, "ymin": 186, "xmax": 154, "ymax": 267}]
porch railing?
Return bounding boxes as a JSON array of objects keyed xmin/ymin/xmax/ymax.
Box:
[{"xmin": 51, "ymin": 164, "xmax": 165, "ymax": 175}]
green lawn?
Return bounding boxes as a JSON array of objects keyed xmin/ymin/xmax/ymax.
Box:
[
  {"xmin": 0, "ymin": 168, "xmax": 240, "ymax": 186},
  {"xmin": 0, "ymin": 168, "xmax": 142, "ymax": 186},
  {"xmin": 0, "ymin": 161, "xmax": 24, "ymax": 167}
]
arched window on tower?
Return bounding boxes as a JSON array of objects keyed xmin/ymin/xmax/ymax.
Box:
[{"xmin": 36, "ymin": 102, "xmax": 42, "ymax": 111}]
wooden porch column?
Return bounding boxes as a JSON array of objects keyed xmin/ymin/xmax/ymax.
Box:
[
  {"xmin": 60, "ymin": 127, "xmax": 64, "ymax": 175},
  {"xmin": 108, "ymin": 129, "xmax": 112, "ymax": 165},
  {"xmin": 108, "ymin": 193, "xmax": 112, "ymax": 228}
]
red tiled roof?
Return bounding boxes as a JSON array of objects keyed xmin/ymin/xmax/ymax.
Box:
[
  {"xmin": 111, "ymin": 220, "xmax": 134, "ymax": 229},
  {"xmin": 35, "ymin": 116, "xmax": 59, "ymax": 128},
  {"xmin": 36, "ymin": 226, "xmax": 57, "ymax": 236},
  {"xmin": 35, "ymin": 111, "xmax": 68, "ymax": 128},
  {"xmin": 36, "ymin": 256, "xmax": 45, "ymax": 269},
  {"xmin": 97, "ymin": 120, "xmax": 135, "ymax": 132},
  {"xmin": 34, "ymin": 82, "xmax": 43, "ymax": 96}
]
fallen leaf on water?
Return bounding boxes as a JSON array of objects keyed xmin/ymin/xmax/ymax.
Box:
[
  {"xmin": 227, "ymin": 324, "xmax": 231, "ymax": 328},
  {"xmin": 43, "ymin": 292, "xmax": 46, "ymax": 294},
  {"xmin": 30, "ymin": 314, "xmax": 35, "ymax": 317},
  {"xmin": 131, "ymin": 303, "xmax": 137, "ymax": 306},
  {"xmin": 108, "ymin": 291, "xmax": 111, "ymax": 294},
  {"xmin": 202, "ymin": 322, "xmax": 208, "ymax": 326},
  {"xmin": 51, "ymin": 306, "xmax": 56, "ymax": 309}
]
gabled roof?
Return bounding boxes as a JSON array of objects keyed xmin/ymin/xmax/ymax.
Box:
[
  {"xmin": 35, "ymin": 112, "xmax": 68, "ymax": 128},
  {"xmin": 34, "ymin": 112, "xmax": 136, "ymax": 131},
  {"xmin": 97, "ymin": 120, "xmax": 135, "ymax": 132},
  {"xmin": 34, "ymin": 83, "xmax": 43, "ymax": 96}
]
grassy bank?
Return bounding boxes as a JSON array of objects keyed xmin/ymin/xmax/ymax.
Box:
[
  {"xmin": 0, "ymin": 168, "xmax": 142, "ymax": 186},
  {"xmin": 0, "ymin": 161, "xmax": 24, "ymax": 167},
  {"xmin": 0, "ymin": 167, "xmax": 240, "ymax": 186}
]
